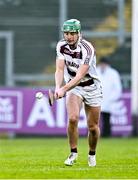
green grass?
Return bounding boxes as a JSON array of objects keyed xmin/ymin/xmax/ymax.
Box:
[{"xmin": 0, "ymin": 137, "xmax": 138, "ymax": 179}]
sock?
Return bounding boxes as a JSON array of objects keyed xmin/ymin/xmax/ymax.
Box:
[
  {"xmin": 89, "ymin": 151, "xmax": 95, "ymax": 155},
  {"xmin": 71, "ymin": 148, "xmax": 77, "ymax": 153}
]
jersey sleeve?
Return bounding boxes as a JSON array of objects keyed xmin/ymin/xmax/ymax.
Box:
[
  {"xmin": 81, "ymin": 41, "xmax": 95, "ymax": 66},
  {"xmin": 56, "ymin": 42, "xmax": 65, "ymax": 60}
]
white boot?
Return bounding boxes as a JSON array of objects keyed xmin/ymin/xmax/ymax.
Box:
[
  {"xmin": 88, "ymin": 155, "xmax": 96, "ymax": 167},
  {"xmin": 64, "ymin": 152, "xmax": 78, "ymax": 166}
]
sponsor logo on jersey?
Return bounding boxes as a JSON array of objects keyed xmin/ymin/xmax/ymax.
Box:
[{"xmin": 65, "ymin": 60, "xmax": 79, "ymax": 69}]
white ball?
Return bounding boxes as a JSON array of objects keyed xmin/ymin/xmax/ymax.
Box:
[{"xmin": 35, "ymin": 92, "xmax": 44, "ymax": 99}]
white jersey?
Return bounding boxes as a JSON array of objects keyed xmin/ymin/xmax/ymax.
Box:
[{"xmin": 56, "ymin": 38, "xmax": 100, "ymax": 84}]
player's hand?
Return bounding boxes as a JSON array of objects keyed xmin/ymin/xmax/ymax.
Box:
[
  {"xmin": 54, "ymin": 88, "xmax": 59, "ymax": 100},
  {"xmin": 55, "ymin": 87, "xmax": 66, "ymax": 99}
]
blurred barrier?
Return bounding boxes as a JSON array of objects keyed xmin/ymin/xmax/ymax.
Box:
[
  {"xmin": 0, "ymin": 88, "xmax": 132, "ymax": 137},
  {"xmin": 0, "ymin": 0, "xmax": 131, "ymax": 87}
]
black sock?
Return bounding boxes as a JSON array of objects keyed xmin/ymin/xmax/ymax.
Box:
[
  {"xmin": 71, "ymin": 148, "xmax": 77, "ymax": 153},
  {"xmin": 89, "ymin": 151, "xmax": 95, "ymax": 155}
]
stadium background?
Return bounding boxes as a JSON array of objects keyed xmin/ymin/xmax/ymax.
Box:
[
  {"xmin": 0, "ymin": 0, "xmax": 138, "ymax": 179},
  {"xmin": 0, "ymin": 0, "xmax": 134, "ymax": 136},
  {"xmin": 0, "ymin": 0, "xmax": 131, "ymax": 88}
]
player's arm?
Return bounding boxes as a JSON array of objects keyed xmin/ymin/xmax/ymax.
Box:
[
  {"xmin": 62, "ymin": 64, "xmax": 89, "ymax": 92},
  {"xmin": 55, "ymin": 59, "xmax": 65, "ymax": 90}
]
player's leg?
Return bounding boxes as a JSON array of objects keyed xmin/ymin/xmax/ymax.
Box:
[
  {"xmin": 64, "ymin": 92, "xmax": 82, "ymax": 166},
  {"xmin": 66, "ymin": 93, "xmax": 82, "ymax": 149},
  {"xmin": 85, "ymin": 105, "xmax": 101, "ymax": 166}
]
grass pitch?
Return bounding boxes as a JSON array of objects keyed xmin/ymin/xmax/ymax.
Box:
[{"xmin": 0, "ymin": 137, "xmax": 138, "ymax": 179}]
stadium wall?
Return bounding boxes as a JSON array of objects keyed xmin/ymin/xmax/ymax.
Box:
[{"xmin": 0, "ymin": 88, "xmax": 132, "ymax": 137}]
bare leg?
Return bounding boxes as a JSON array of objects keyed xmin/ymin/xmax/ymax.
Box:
[
  {"xmin": 85, "ymin": 105, "xmax": 101, "ymax": 152},
  {"xmin": 66, "ymin": 93, "xmax": 82, "ymax": 149}
]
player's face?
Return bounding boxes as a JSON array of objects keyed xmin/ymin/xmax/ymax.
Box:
[{"xmin": 63, "ymin": 32, "xmax": 79, "ymax": 45}]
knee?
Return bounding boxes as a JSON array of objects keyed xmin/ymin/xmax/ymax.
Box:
[
  {"xmin": 88, "ymin": 124, "xmax": 99, "ymax": 135},
  {"xmin": 69, "ymin": 114, "xmax": 79, "ymax": 126}
]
